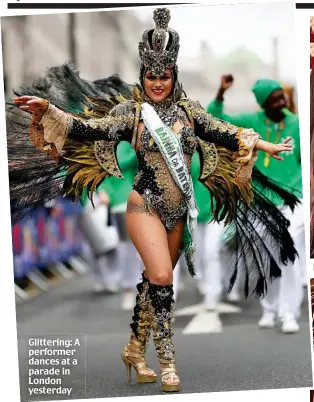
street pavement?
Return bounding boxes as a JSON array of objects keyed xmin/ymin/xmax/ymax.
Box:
[{"xmin": 16, "ymin": 272, "xmax": 313, "ymax": 401}]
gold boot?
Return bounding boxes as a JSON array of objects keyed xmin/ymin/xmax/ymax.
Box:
[
  {"xmin": 122, "ymin": 333, "xmax": 157, "ymax": 383},
  {"xmin": 147, "ymin": 282, "xmax": 180, "ymax": 392},
  {"xmin": 159, "ymin": 359, "xmax": 180, "ymax": 392},
  {"xmin": 122, "ymin": 273, "xmax": 157, "ymax": 384}
]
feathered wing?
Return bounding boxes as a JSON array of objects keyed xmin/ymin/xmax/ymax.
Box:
[
  {"xmin": 7, "ymin": 62, "xmax": 137, "ymax": 225},
  {"xmin": 176, "ymin": 96, "xmax": 301, "ymax": 297},
  {"xmin": 196, "ymin": 137, "xmax": 300, "ymax": 297},
  {"xmin": 7, "ymin": 104, "xmax": 64, "ymax": 224}
]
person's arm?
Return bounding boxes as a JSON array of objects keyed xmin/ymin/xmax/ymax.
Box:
[
  {"xmin": 206, "ymin": 75, "xmax": 254, "ymax": 128},
  {"xmin": 183, "ymin": 98, "xmax": 292, "ymax": 164},
  {"xmin": 13, "ymin": 96, "xmax": 135, "ymax": 155}
]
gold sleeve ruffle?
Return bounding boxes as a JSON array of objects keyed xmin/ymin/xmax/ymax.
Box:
[
  {"xmin": 30, "ymin": 102, "xmax": 73, "ymax": 161},
  {"xmin": 233, "ymin": 127, "xmax": 261, "ymax": 187},
  {"xmin": 40, "ymin": 104, "xmax": 73, "ymax": 154}
]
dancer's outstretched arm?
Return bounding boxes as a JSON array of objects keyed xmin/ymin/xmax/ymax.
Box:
[{"xmin": 14, "ymin": 95, "xmax": 135, "ymax": 154}]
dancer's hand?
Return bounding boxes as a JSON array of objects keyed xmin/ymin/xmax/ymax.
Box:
[
  {"xmin": 13, "ymin": 96, "xmax": 49, "ymax": 113},
  {"xmin": 256, "ymin": 137, "xmax": 292, "ymax": 161}
]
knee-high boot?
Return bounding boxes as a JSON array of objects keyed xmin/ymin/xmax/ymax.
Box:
[
  {"xmin": 121, "ymin": 273, "xmax": 157, "ymax": 383},
  {"xmin": 147, "ymin": 282, "xmax": 180, "ymax": 392}
]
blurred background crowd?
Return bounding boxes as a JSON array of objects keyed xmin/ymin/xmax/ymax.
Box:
[{"xmin": 2, "ymin": 4, "xmax": 297, "ymax": 108}]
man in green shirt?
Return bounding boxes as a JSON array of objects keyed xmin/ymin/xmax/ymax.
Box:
[{"xmin": 207, "ymin": 75, "xmax": 304, "ymax": 333}]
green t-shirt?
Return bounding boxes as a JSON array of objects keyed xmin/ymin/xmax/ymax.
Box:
[
  {"xmin": 207, "ymin": 99, "xmax": 302, "ymax": 205},
  {"xmin": 98, "ymin": 141, "xmax": 137, "ymax": 208},
  {"xmin": 191, "ymin": 152, "xmax": 213, "ymax": 223}
]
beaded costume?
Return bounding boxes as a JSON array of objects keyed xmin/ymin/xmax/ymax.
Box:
[{"xmin": 7, "ymin": 8, "xmax": 299, "ymax": 296}]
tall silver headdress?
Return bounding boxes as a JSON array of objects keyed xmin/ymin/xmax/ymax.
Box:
[{"xmin": 138, "ymin": 8, "xmax": 180, "ymax": 77}]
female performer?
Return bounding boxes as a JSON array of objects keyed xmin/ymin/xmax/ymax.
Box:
[{"xmin": 9, "ymin": 8, "xmax": 298, "ymax": 393}]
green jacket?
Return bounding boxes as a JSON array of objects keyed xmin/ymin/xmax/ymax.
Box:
[{"xmin": 207, "ymin": 99, "xmax": 302, "ymax": 205}]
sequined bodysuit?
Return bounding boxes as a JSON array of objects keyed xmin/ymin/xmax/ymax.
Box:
[
  {"xmin": 132, "ymin": 100, "xmax": 198, "ymax": 231},
  {"xmin": 65, "ymin": 97, "xmax": 256, "ymax": 232}
]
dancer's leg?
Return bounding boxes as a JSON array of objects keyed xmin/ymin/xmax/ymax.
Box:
[
  {"xmin": 173, "ymin": 260, "xmax": 181, "ymax": 301},
  {"xmin": 120, "ymin": 240, "xmax": 142, "ymax": 310},
  {"xmin": 167, "ymin": 218, "xmax": 184, "ymax": 301},
  {"xmin": 126, "ymin": 200, "xmax": 173, "ymax": 285},
  {"xmin": 126, "ymin": 190, "xmax": 181, "ymax": 391},
  {"xmin": 122, "ymin": 269, "xmax": 157, "ymax": 383},
  {"xmin": 167, "ymin": 217, "xmax": 185, "ymax": 268}
]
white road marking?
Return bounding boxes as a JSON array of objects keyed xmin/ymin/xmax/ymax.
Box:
[
  {"xmin": 182, "ymin": 311, "xmax": 222, "ymax": 334},
  {"xmin": 176, "ymin": 302, "xmax": 242, "ymax": 334}
]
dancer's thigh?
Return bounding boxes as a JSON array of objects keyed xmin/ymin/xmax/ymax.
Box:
[
  {"xmin": 167, "ymin": 217, "xmax": 185, "ymax": 268},
  {"xmin": 126, "ymin": 191, "xmax": 173, "ymax": 284}
]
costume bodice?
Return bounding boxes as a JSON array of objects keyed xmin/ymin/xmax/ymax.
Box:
[{"xmin": 136, "ymin": 98, "xmax": 198, "ymax": 156}]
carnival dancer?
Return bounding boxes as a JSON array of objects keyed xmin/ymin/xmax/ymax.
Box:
[
  {"xmin": 9, "ymin": 9, "xmax": 298, "ymax": 392},
  {"xmin": 207, "ymin": 74, "xmax": 304, "ymax": 333}
]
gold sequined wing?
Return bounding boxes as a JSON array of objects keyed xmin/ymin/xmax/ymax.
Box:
[
  {"xmin": 62, "ymin": 94, "xmax": 139, "ymax": 203},
  {"xmin": 177, "ymin": 97, "xmax": 256, "ymax": 224},
  {"xmin": 62, "ymin": 138, "xmax": 123, "ymax": 204},
  {"xmin": 8, "ymin": 63, "xmax": 142, "ymax": 219}
]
